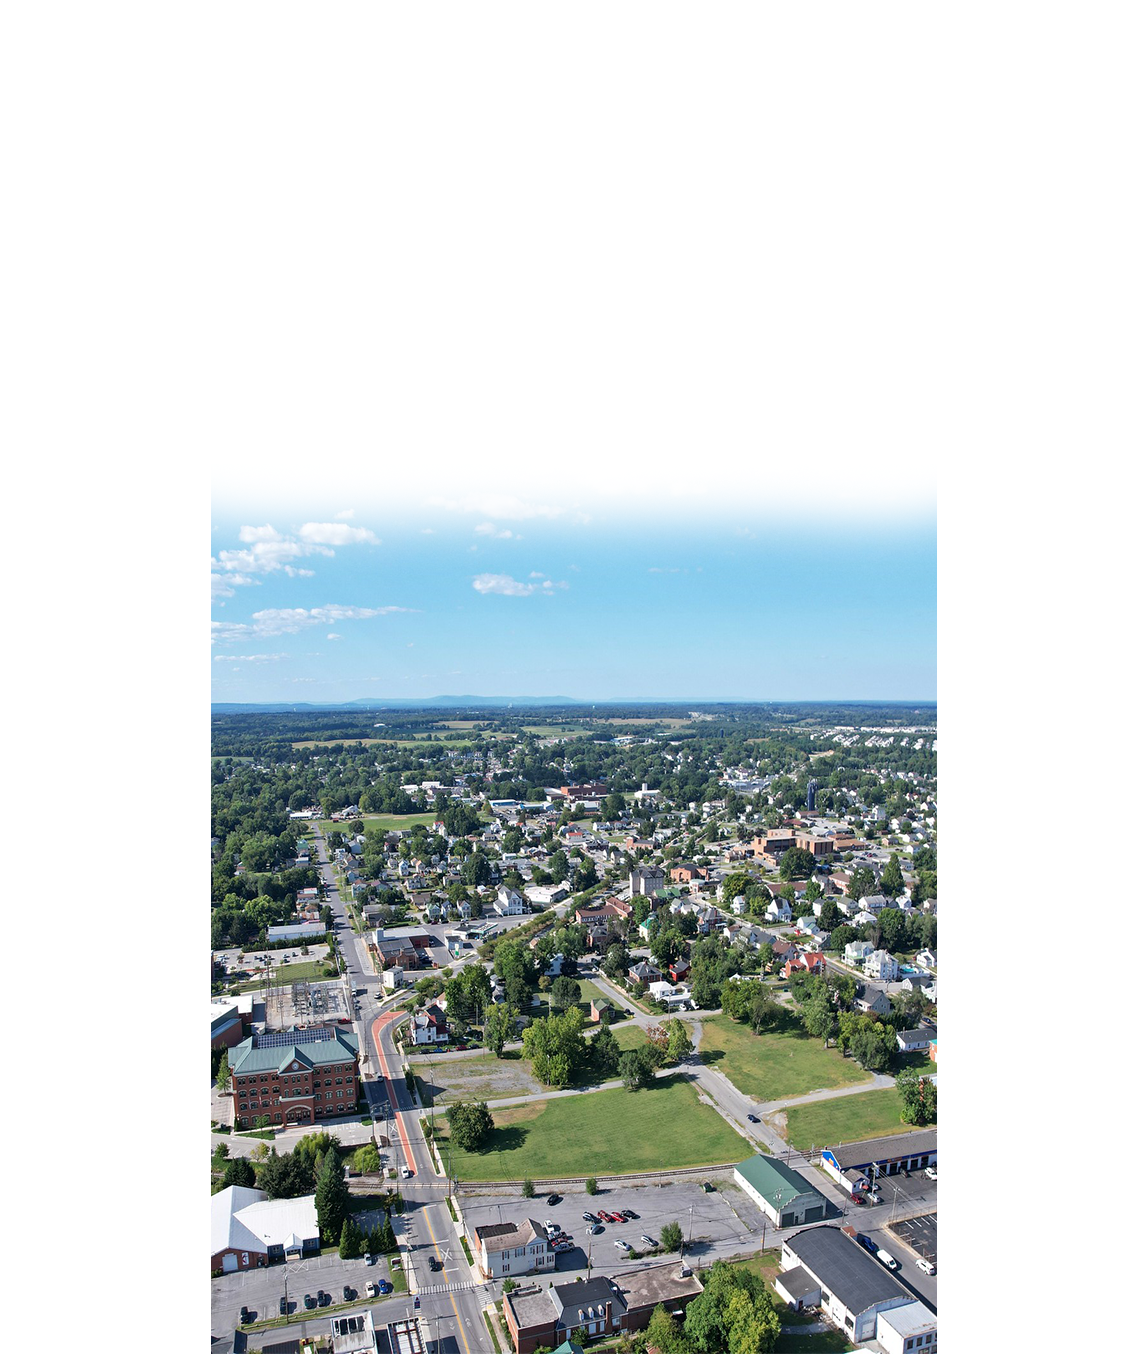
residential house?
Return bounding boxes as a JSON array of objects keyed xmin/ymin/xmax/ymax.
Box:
[
  {"xmin": 628, "ymin": 960, "xmax": 662, "ymax": 986},
  {"xmin": 782, "ymin": 952, "xmax": 826, "ymax": 978},
  {"xmin": 895, "ymin": 1027, "xmax": 934, "ymax": 1054},
  {"xmin": 730, "ymin": 895, "xmax": 749, "ymax": 916},
  {"xmin": 474, "ymin": 1219, "xmax": 554, "ymax": 1280},
  {"xmin": 668, "ymin": 959, "xmax": 691, "ymax": 983},
  {"xmin": 772, "ymin": 939, "xmax": 799, "ymax": 965},
  {"xmin": 844, "ymin": 940, "xmax": 874, "ymax": 966},
  {"xmin": 494, "ymin": 885, "xmax": 527, "ymax": 916},
  {"xmin": 589, "ymin": 999, "xmax": 613, "ymax": 1024},
  {"xmin": 765, "ymin": 897, "xmax": 792, "ymax": 924},
  {"xmin": 915, "ymin": 949, "xmax": 937, "ymax": 970},
  {"xmin": 865, "ymin": 950, "xmax": 900, "ymax": 982},
  {"xmin": 410, "ymin": 1004, "xmax": 449, "ymax": 1045},
  {"xmin": 853, "ymin": 983, "xmax": 892, "ymax": 1017}
]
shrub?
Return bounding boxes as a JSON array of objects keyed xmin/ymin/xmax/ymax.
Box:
[
  {"xmin": 585, "ymin": 1177, "xmax": 598, "ymax": 1195},
  {"xmin": 522, "ymin": 1178, "xmax": 535, "ymax": 1198}
]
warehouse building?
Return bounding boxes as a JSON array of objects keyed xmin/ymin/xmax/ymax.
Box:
[
  {"xmin": 210, "ymin": 1185, "xmax": 319, "ymax": 1274},
  {"xmin": 734, "ymin": 1154, "xmax": 831, "ymax": 1227},
  {"xmin": 780, "ymin": 1226, "xmax": 915, "ymax": 1344},
  {"xmin": 820, "ymin": 1130, "xmax": 937, "ymax": 1189},
  {"xmin": 875, "ymin": 1300, "xmax": 938, "ymax": 1354}
]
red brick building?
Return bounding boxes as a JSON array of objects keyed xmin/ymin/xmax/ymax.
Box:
[{"xmin": 229, "ymin": 1026, "xmax": 360, "ymax": 1129}]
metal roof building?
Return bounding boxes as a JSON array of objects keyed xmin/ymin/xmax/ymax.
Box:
[
  {"xmin": 734, "ymin": 1154, "xmax": 830, "ymax": 1227},
  {"xmin": 820, "ymin": 1130, "xmax": 936, "ymax": 1187},
  {"xmin": 780, "ymin": 1226, "xmax": 915, "ymax": 1344}
]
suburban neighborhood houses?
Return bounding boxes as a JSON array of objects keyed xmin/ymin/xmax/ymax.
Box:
[{"xmin": 210, "ymin": 701, "xmax": 938, "ymax": 1354}]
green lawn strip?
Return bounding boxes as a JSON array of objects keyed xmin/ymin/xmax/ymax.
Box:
[
  {"xmin": 460, "ymin": 1235, "xmax": 474, "ymax": 1265},
  {"xmin": 775, "ymin": 1331, "xmax": 855, "ymax": 1352},
  {"xmin": 483, "ymin": 1310, "xmax": 503, "ymax": 1352},
  {"xmin": 782, "ymin": 1087, "xmax": 909, "ymax": 1151},
  {"xmin": 441, "ymin": 1075, "xmax": 750, "ymax": 1180},
  {"xmin": 577, "ymin": 978, "xmax": 613, "ymax": 1009},
  {"xmin": 699, "ymin": 1015, "xmax": 871, "ymax": 1103}
]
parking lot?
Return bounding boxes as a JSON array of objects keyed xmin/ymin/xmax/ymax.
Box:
[
  {"xmin": 890, "ymin": 1211, "xmax": 937, "ymax": 1265},
  {"xmin": 211, "ymin": 1209, "xmax": 410, "ymax": 1338},
  {"xmin": 458, "ymin": 1179, "xmax": 758, "ymax": 1273}
]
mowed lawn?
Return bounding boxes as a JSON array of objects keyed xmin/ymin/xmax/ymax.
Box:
[
  {"xmin": 699, "ymin": 1015, "xmax": 872, "ymax": 1103},
  {"xmin": 782, "ymin": 1088, "xmax": 908, "ymax": 1151},
  {"xmin": 441, "ymin": 1076, "xmax": 749, "ymax": 1180}
]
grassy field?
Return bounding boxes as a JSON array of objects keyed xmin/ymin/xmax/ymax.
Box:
[
  {"xmin": 780, "ymin": 1087, "xmax": 908, "ymax": 1151},
  {"xmin": 699, "ymin": 1016, "xmax": 872, "ymax": 1103},
  {"xmin": 438, "ymin": 1075, "xmax": 750, "ymax": 1180}
]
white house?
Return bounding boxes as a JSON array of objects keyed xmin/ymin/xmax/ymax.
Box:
[
  {"xmin": 865, "ymin": 950, "xmax": 900, "ymax": 981},
  {"xmin": 916, "ymin": 949, "xmax": 937, "ymax": 970},
  {"xmin": 765, "ymin": 897, "xmax": 792, "ymax": 923},
  {"xmin": 494, "ymin": 884, "xmax": 526, "ymax": 916},
  {"xmin": 844, "ymin": 940, "xmax": 874, "ymax": 966},
  {"xmin": 474, "ymin": 1218, "xmax": 555, "ymax": 1279},
  {"xmin": 730, "ymin": 896, "xmax": 749, "ymax": 916},
  {"xmin": 410, "ymin": 1004, "xmax": 449, "ymax": 1045},
  {"xmin": 648, "ymin": 980, "xmax": 693, "ymax": 1008}
]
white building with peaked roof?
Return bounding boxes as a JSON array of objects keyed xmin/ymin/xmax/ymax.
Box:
[{"xmin": 210, "ymin": 1185, "xmax": 319, "ymax": 1273}]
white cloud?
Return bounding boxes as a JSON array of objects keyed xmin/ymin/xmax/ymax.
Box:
[
  {"xmin": 213, "ymin": 604, "xmax": 417, "ymax": 642},
  {"xmin": 298, "ymin": 522, "xmax": 378, "ymax": 546},
  {"xmin": 238, "ymin": 523, "xmax": 286, "ymax": 543},
  {"xmin": 528, "ymin": 571, "xmax": 545, "ymax": 579},
  {"xmin": 213, "ymin": 652, "xmax": 288, "ymax": 663},
  {"xmin": 474, "ymin": 522, "xmax": 514, "ymax": 539},
  {"xmin": 472, "ymin": 573, "xmax": 568, "ymax": 597},
  {"xmin": 648, "ymin": 567, "xmax": 682, "ymax": 573},
  {"xmin": 327, "ymin": 633, "xmax": 342, "ymax": 641},
  {"xmin": 283, "ymin": 566, "xmax": 314, "ymax": 578},
  {"xmin": 420, "ymin": 527, "xmax": 435, "ymax": 534}
]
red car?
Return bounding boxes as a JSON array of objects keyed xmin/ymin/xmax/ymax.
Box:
[
  {"xmin": 609, "ymin": 1212, "xmax": 625, "ymax": 1223},
  {"xmin": 597, "ymin": 1211, "xmax": 611, "ymax": 1223}
]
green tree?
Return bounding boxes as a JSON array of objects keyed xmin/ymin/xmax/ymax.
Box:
[
  {"xmin": 314, "ymin": 1141, "xmax": 350, "ymax": 1242},
  {"xmin": 897, "ymin": 1069, "xmax": 938, "ymax": 1126},
  {"xmin": 380, "ymin": 1213, "xmax": 397, "ymax": 1253},
  {"xmin": 644, "ymin": 1305, "xmax": 692, "ymax": 1354},
  {"xmin": 222, "ymin": 1156, "xmax": 256, "ymax": 1189},
  {"xmin": 339, "ymin": 1216, "xmax": 364, "ymax": 1259},
  {"xmin": 446, "ymin": 1101, "xmax": 495, "ymax": 1152},
  {"xmin": 591, "ymin": 1022, "xmax": 621, "ymax": 1076},
  {"xmin": 354, "ymin": 1142, "xmax": 381, "ymax": 1174},
  {"xmin": 779, "ymin": 848, "xmax": 816, "ymax": 881},
  {"xmin": 483, "ymin": 1002, "xmax": 514, "ymax": 1057},
  {"xmin": 215, "ymin": 1051, "xmax": 231, "ymax": 1094},
  {"xmin": 522, "ymin": 1177, "xmax": 535, "ymax": 1198},
  {"xmin": 665, "ymin": 1017, "xmax": 693, "ymax": 1064},
  {"xmin": 257, "ymin": 1148, "xmax": 313, "ymax": 1199},
  {"xmin": 881, "ymin": 854, "xmax": 905, "ymax": 896},
  {"xmin": 619, "ymin": 1049, "xmax": 652, "ymax": 1091},
  {"xmin": 683, "ymin": 1260, "xmax": 779, "ymax": 1354},
  {"xmin": 661, "ymin": 1220, "xmax": 683, "ymax": 1252},
  {"xmin": 550, "ymin": 975, "xmax": 581, "ymax": 1013},
  {"xmin": 848, "ymin": 867, "xmax": 878, "ymax": 900}
]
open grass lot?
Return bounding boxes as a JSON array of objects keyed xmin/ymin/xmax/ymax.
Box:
[
  {"xmin": 699, "ymin": 1015, "xmax": 872, "ymax": 1103},
  {"xmin": 775, "ymin": 1332, "xmax": 854, "ymax": 1352},
  {"xmin": 439, "ymin": 1075, "xmax": 749, "ymax": 1180},
  {"xmin": 577, "ymin": 978, "xmax": 614, "ymax": 1010},
  {"xmin": 780, "ymin": 1087, "xmax": 908, "ymax": 1151},
  {"xmin": 232, "ymin": 960, "xmax": 332, "ymax": 991}
]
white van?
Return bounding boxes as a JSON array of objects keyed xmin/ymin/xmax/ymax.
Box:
[{"xmin": 876, "ymin": 1249, "xmax": 899, "ymax": 1270}]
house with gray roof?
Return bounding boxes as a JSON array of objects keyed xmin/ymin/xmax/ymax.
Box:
[
  {"xmin": 474, "ymin": 1218, "xmax": 553, "ymax": 1279},
  {"xmin": 780, "ymin": 1226, "xmax": 914, "ymax": 1343}
]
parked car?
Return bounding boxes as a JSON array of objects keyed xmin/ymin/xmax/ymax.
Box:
[
  {"xmin": 582, "ymin": 1212, "xmax": 596, "ymax": 1223},
  {"xmin": 702, "ymin": 1182, "xmax": 714, "ymax": 1192},
  {"xmin": 240, "ymin": 1308, "xmax": 254, "ymax": 1324},
  {"xmin": 869, "ymin": 1191, "xmax": 882, "ymax": 1204},
  {"xmin": 621, "ymin": 1210, "xmax": 638, "ymax": 1220},
  {"xmin": 366, "ymin": 1282, "xmax": 379, "ymax": 1299},
  {"xmin": 378, "ymin": 1281, "xmax": 392, "ymax": 1294},
  {"xmin": 613, "ymin": 1240, "xmax": 631, "ymax": 1251},
  {"xmin": 279, "ymin": 1297, "xmax": 288, "ymax": 1315},
  {"xmin": 343, "ymin": 1285, "xmax": 353, "ymax": 1301},
  {"xmin": 855, "ymin": 1234, "xmax": 878, "ymax": 1255},
  {"xmin": 304, "ymin": 1295, "xmax": 317, "ymax": 1310},
  {"xmin": 609, "ymin": 1212, "xmax": 625, "ymax": 1223},
  {"xmin": 924, "ymin": 1166, "xmax": 938, "ymax": 1181},
  {"xmin": 875, "ymin": 1249, "xmax": 899, "ymax": 1271},
  {"xmin": 597, "ymin": 1211, "xmax": 611, "ymax": 1223},
  {"xmin": 747, "ymin": 1114, "xmax": 759, "ymax": 1123},
  {"xmin": 547, "ymin": 1194, "xmax": 562, "ymax": 1206},
  {"xmin": 363, "ymin": 1253, "xmax": 375, "ymax": 1266},
  {"xmin": 554, "ymin": 1241, "xmax": 574, "ymax": 1252},
  {"xmin": 916, "ymin": 1258, "xmax": 937, "ymax": 1275},
  {"xmin": 587, "ymin": 1224, "xmax": 603, "ymax": 1235},
  {"xmin": 429, "ymin": 1256, "xmax": 442, "ymax": 1272},
  {"xmin": 545, "ymin": 1220, "xmax": 560, "ymax": 1233}
]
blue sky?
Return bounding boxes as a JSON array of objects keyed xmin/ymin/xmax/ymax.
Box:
[{"xmin": 211, "ymin": 502, "xmax": 935, "ymax": 703}]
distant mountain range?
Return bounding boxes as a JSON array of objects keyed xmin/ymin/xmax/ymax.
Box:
[{"xmin": 211, "ymin": 695, "xmax": 936, "ymax": 714}]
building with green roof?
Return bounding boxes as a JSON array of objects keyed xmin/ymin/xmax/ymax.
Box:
[
  {"xmin": 229, "ymin": 1025, "xmax": 360, "ymax": 1128},
  {"xmin": 734, "ymin": 1153, "xmax": 830, "ymax": 1228}
]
